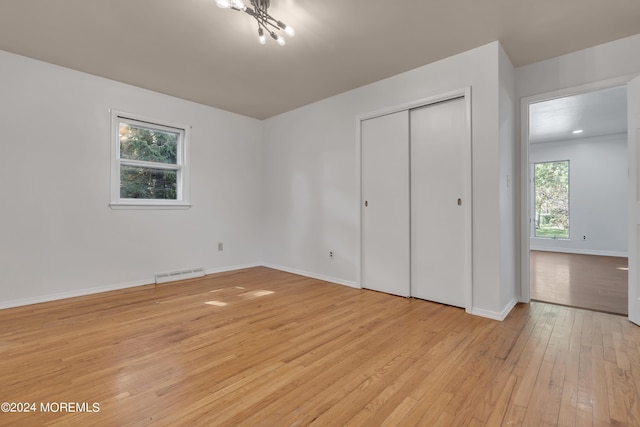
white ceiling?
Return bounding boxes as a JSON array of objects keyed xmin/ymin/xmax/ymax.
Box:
[
  {"xmin": 1, "ymin": 0, "xmax": 639, "ymax": 119},
  {"xmin": 529, "ymin": 86, "xmax": 627, "ymax": 144}
]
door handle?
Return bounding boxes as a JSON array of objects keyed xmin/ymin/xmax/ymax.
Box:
[{"xmin": 365, "ymin": 201, "xmax": 368, "ymax": 207}]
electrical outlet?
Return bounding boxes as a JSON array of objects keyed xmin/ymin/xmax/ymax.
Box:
[
  {"xmin": 329, "ymin": 250, "xmax": 334, "ymax": 260},
  {"xmin": 583, "ymin": 235, "xmax": 586, "ymax": 240},
  {"xmin": 218, "ymin": 242, "xmax": 224, "ymax": 251}
]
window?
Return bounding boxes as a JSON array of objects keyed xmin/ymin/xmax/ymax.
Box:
[
  {"xmin": 534, "ymin": 160, "xmax": 569, "ymax": 239},
  {"xmin": 110, "ymin": 111, "xmax": 190, "ymax": 208}
]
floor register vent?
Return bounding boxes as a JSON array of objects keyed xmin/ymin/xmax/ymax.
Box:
[{"xmin": 155, "ymin": 267, "xmax": 205, "ymax": 284}]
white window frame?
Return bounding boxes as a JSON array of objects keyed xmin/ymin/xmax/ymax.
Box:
[{"xmin": 110, "ymin": 110, "xmax": 191, "ymax": 209}]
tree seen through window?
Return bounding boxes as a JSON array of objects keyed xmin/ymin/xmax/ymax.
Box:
[
  {"xmin": 119, "ymin": 123, "xmax": 179, "ymax": 200},
  {"xmin": 534, "ymin": 161, "xmax": 569, "ymax": 239}
]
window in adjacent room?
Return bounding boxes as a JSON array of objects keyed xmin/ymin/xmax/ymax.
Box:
[
  {"xmin": 110, "ymin": 111, "xmax": 190, "ymax": 208},
  {"xmin": 533, "ymin": 160, "xmax": 569, "ymax": 239}
]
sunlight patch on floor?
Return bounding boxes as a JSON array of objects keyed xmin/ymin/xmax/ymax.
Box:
[
  {"xmin": 204, "ymin": 288, "xmax": 274, "ymax": 306},
  {"xmin": 241, "ymin": 290, "xmax": 274, "ymax": 298},
  {"xmin": 205, "ymin": 301, "xmax": 227, "ymax": 306}
]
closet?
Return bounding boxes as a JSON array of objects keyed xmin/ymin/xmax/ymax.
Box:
[{"xmin": 361, "ymin": 95, "xmax": 470, "ymax": 308}]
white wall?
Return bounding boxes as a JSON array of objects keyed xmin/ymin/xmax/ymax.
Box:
[
  {"xmin": 499, "ymin": 45, "xmax": 518, "ymax": 312},
  {"xmin": 529, "ymin": 134, "xmax": 627, "ymax": 256},
  {"xmin": 0, "ymin": 50, "xmax": 264, "ymax": 308},
  {"xmin": 263, "ymin": 42, "xmax": 515, "ymax": 319},
  {"xmin": 516, "ymin": 34, "xmax": 640, "ymax": 100}
]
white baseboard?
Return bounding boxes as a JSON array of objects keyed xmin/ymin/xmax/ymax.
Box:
[
  {"xmin": 261, "ymin": 263, "xmax": 360, "ymax": 289},
  {"xmin": 205, "ymin": 262, "xmax": 262, "ymax": 275},
  {"xmin": 0, "ymin": 277, "xmax": 154, "ymax": 310},
  {"xmin": 530, "ymin": 247, "xmax": 627, "ymax": 257},
  {"xmin": 470, "ymin": 297, "xmax": 518, "ymax": 321}
]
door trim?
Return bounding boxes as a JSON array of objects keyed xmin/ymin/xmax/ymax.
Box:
[
  {"xmin": 519, "ymin": 75, "xmax": 635, "ymax": 303},
  {"xmin": 356, "ymin": 87, "xmax": 473, "ymax": 313},
  {"xmin": 628, "ymin": 75, "xmax": 640, "ymax": 325}
]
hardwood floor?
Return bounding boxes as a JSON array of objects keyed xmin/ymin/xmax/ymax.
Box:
[
  {"xmin": 530, "ymin": 251, "xmax": 629, "ymax": 315},
  {"xmin": 1, "ymin": 267, "xmax": 640, "ymax": 426}
]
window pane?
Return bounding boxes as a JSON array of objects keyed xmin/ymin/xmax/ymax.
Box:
[
  {"xmin": 120, "ymin": 165, "xmax": 177, "ymax": 200},
  {"xmin": 534, "ymin": 161, "xmax": 569, "ymax": 239},
  {"xmin": 119, "ymin": 122, "xmax": 178, "ymax": 164}
]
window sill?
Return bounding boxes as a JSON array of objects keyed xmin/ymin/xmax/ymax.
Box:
[
  {"xmin": 531, "ymin": 236, "xmax": 570, "ymax": 241},
  {"xmin": 109, "ymin": 203, "xmax": 191, "ymax": 210}
]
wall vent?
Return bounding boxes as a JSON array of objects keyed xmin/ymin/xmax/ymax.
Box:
[{"xmin": 155, "ymin": 267, "xmax": 205, "ymax": 284}]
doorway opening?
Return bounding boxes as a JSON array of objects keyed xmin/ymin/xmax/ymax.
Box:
[{"xmin": 526, "ymin": 85, "xmax": 629, "ymax": 315}]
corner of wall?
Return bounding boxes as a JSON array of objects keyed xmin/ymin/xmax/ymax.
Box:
[
  {"xmin": 498, "ymin": 40, "xmax": 519, "ymax": 311},
  {"xmin": 469, "ymin": 296, "xmax": 518, "ymax": 321}
]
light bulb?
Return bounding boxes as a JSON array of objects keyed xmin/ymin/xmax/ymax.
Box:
[
  {"xmin": 215, "ymin": 0, "xmax": 232, "ymax": 8},
  {"xmin": 258, "ymin": 28, "xmax": 266, "ymax": 45},
  {"xmin": 232, "ymin": 0, "xmax": 246, "ymax": 10},
  {"xmin": 277, "ymin": 21, "xmax": 296, "ymax": 37},
  {"xmin": 277, "ymin": 36, "xmax": 286, "ymax": 46}
]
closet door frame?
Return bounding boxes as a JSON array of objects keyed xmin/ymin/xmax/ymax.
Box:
[{"xmin": 356, "ymin": 87, "xmax": 473, "ymax": 313}]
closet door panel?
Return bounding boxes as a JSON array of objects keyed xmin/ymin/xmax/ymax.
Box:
[
  {"xmin": 410, "ymin": 97, "xmax": 467, "ymax": 307},
  {"xmin": 361, "ymin": 111, "xmax": 410, "ymax": 297}
]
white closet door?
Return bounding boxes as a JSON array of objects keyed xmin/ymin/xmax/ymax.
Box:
[
  {"xmin": 361, "ymin": 111, "xmax": 410, "ymax": 297},
  {"xmin": 410, "ymin": 97, "xmax": 468, "ymax": 307}
]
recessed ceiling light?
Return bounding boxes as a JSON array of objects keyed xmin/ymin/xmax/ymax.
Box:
[{"xmin": 572, "ymin": 129, "xmax": 583, "ymax": 134}]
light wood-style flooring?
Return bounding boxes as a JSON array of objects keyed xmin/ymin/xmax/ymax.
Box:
[
  {"xmin": 1, "ymin": 267, "xmax": 640, "ymax": 426},
  {"xmin": 530, "ymin": 251, "xmax": 629, "ymax": 315}
]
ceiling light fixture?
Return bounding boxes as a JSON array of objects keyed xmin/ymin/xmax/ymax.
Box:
[
  {"xmin": 216, "ymin": 0, "xmax": 295, "ymax": 46},
  {"xmin": 572, "ymin": 129, "xmax": 584, "ymax": 134}
]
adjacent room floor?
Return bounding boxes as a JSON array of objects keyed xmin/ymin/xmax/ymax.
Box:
[{"xmin": 530, "ymin": 250, "xmax": 629, "ymax": 315}]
